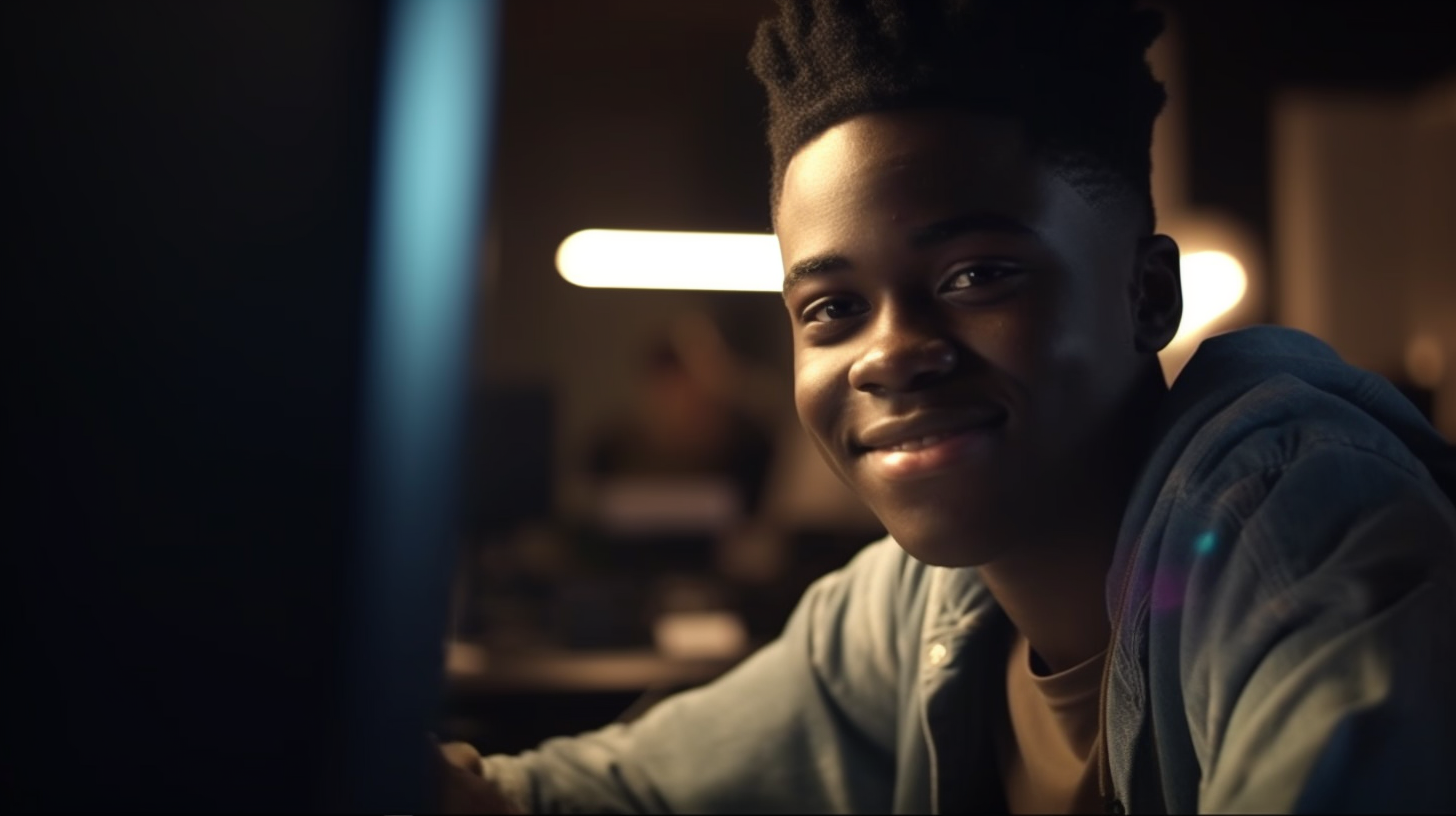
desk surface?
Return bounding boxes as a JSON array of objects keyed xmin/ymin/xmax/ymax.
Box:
[{"xmin": 446, "ymin": 641, "xmax": 746, "ymax": 694}]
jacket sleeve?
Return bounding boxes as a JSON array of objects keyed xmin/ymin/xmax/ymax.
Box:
[
  {"xmin": 477, "ymin": 537, "xmax": 917, "ymax": 814},
  {"xmin": 1191, "ymin": 445, "xmax": 1456, "ymax": 813}
]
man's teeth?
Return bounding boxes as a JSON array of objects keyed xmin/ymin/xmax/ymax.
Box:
[{"xmin": 885, "ymin": 432, "xmax": 952, "ymax": 452}]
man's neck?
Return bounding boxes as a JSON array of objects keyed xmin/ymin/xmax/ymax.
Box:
[
  {"xmin": 980, "ymin": 367, "xmax": 1167, "ymax": 674},
  {"xmin": 979, "ymin": 528, "xmax": 1117, "ymax": 674}
]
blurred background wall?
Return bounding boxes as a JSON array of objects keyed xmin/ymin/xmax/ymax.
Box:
[{"xmin": 1274, "ymin": 79, "xmax": 1456, "ymax": 433}]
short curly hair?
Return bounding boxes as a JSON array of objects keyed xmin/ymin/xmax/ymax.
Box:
[{"xmin": 748, "ymin": 0, "xmax": 1168, "ymax": 232}]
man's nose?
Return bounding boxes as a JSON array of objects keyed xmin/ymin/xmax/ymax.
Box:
[{"xmin": 847, "ymin": 308, "xmax": 958, "ymax": 395}]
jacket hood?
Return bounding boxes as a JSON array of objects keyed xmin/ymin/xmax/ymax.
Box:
[{"xmin": 1108, "ymin": 325, "xmax": 1456, "ymax": 609}]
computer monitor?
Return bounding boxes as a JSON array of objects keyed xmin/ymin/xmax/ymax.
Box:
[{"xmin": 5, "ymin": 1, "xmax": 499, "ymax": 810}]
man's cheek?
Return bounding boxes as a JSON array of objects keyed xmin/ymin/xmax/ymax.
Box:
[{"xmin": 793, "ymin": 357, "xmax": 842, "ymax": 429}]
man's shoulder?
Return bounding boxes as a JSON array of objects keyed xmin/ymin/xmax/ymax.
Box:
[
  {"xmin": 1140, "ymin": 372, "xmax": 1456, "ymax": 610},
  {"xmin": 1160, "ymin": 327, "xmax": 1452, "ymax": 506},
  {"xmin": 1135, "ymin": 360, "xmax": 1456, "ymax": 594},
  {"xmin": 802, "ymin": 536, "xmax": 998, "ymax": 655},
  {"xmin": 807, "ymin": 535, "xmax": 936, "ymax": 621},
  {"xmin": 1169, "ymin": 371, "xmax": 1433, "ymax": 506}
]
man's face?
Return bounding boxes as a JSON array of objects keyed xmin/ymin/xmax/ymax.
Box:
[{"xmin": 778, "ymin": 108, "xmax": 1155, "ymax": 567}]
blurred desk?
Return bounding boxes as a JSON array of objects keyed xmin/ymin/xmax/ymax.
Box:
[
  {"xmin": 446, "ymin": 641, "xmax": 744, "ymax": 694},
  {"xmin": 442, "ymin": 641, "xmax": 748, "ymax": 753}
]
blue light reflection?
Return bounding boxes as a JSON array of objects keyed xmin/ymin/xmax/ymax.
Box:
[{"xmin": 342, "ymin": 0, "xmax": 498, "ymax": 808}]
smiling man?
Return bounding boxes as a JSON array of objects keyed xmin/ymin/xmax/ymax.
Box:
[{"xmin": 448, "ymin": 1, "xmax": 1456, "ymax": 812}]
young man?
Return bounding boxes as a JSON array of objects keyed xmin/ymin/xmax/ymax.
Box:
[{"xmin": 442, "ymin": 0, "xmax": 1456, "ymax": 811}]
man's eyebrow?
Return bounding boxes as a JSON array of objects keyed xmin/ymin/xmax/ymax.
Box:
[{"xmin": 782, "ymin": 254, "xmax": 850, "ymax": 295}]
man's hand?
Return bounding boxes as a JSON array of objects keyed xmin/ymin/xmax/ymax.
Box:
[{"xmin": 433, "ymin": 738, "xmax": 520, "ymax": 814}]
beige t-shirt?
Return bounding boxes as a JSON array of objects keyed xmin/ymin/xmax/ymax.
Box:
[{"xmin": 996, "ymin": 631, "xmax": 1108, "ymax": 814}]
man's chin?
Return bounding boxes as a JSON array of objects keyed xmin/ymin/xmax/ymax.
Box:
[{"xmin": 885, "ymin": 523, "xmax": 1010, "ymax": 569}]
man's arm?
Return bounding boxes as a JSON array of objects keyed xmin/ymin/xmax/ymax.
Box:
[
  {"xmin": 474, "ymin": 537, "xmax": 918, "ymax": 814},
  {"xmin": 1192, "ymin": 447, "xmax": 1456, "ymax": 812}
]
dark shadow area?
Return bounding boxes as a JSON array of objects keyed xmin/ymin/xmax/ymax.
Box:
[{"xmin": 4, "ymin": 2, "xmax": 388, "ymax": 809}]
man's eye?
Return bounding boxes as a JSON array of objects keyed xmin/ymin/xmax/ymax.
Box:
[
  {"xmin": 804, "ymin": 297, "xmax": 868, "ymax": 324},
  {"xmin": 944, "ymin": 263, "xmax": 1020, "ymax": 291}
]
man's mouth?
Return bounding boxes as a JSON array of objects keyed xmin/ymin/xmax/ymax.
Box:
[
  {"xmin": 854, "ymin": 409, "xmax": 1006, "ymax": 481},
  {"xmin": 878, "ymin": 430, "xmax": 966, "ymax": 453}
]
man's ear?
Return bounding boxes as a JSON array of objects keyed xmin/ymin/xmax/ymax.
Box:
[{"xmin": 1129, "ymin": 234, "xmax": 1182, "ymax": 354}]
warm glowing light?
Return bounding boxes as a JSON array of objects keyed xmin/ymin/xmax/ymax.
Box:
[
  {"xmin": 652, "ymin": 610, "xmax": 749, "ymax": 660},
  {"xmin": 1169, "ymin": 250, "xmax": 1247, "ymax": 348},
  {"xmin": 1405, "ymin": 334, "xmax": 1446, "ymax": 390},
  {"xmin": 556, "ymin": 233, "xmax": 1249, "ymax": 348},
  {"xmin": 556, "ymin": 229, "xmax": 781, "ymax": 292}
]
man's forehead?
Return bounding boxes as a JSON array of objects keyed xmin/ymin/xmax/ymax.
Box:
[
  {"xmin": 779, "ymin": 118, "xmax": 1044, "ymax": 245},
  {"xmin": 780, "ymin": 111, "xmax": 1036, "ymax": 215},
  {"xmin": 775, "ymin": 108, "xmax": 1140, "ymax": 266},
  {"xmin": 786, "ymin": 109, "xmax": 1025, "ymax": 174}
]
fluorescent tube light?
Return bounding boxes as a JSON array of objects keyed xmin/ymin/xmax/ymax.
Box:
[
  {"xmin": 555, "ymin": 232, "xmax": 1248, "ymax": 347},
  {"xmin": 556, "ymin": 229, "xmax": 781, "ymax": 292}
]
